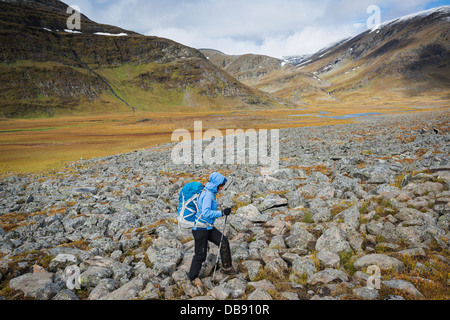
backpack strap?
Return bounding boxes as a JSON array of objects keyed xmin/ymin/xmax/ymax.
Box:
[
  {"xmin": 180, "ymin": 193, "xmax": 200, "ymax": 218},
  {"xmin": 194, "ymin": 189, "xmax": 214, "ymax": 229},
  {"xmin": 178, "ymin": 192, "xmax": 200, "ymax": 232}
]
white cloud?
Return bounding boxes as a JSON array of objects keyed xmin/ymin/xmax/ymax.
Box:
[{"xmin": 79, "ymin": 0, "xmax": 442, "ymax": 57}]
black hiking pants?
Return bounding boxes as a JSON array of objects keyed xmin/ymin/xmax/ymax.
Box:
[{"xmin": 188, "ymin": 228, "xmax": 232, "ymax": 281}]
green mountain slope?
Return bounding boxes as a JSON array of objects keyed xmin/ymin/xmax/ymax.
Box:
[
  {"xmin": 200, "ymin": 50, "xmax": 342, "ymax": 105},
  {"xmin": 0, "ymin": 0, "xmax": 282, "ymax": 118},
  {"xmin": 203, "ymin": 7, "xmax": 450, "ymax": 106},
  {"xmin": 299, "ymin": 6, "xmax": 450, "ymax": 103}
]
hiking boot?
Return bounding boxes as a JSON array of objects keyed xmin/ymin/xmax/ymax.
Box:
[{"xmin": 222, "ymin": 267, "xmax": 238, "ymax": 276}]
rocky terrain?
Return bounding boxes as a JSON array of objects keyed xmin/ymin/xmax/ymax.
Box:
[{"xmin": 0, "ymin": 110, "xmax": 449, "ymax": 300}]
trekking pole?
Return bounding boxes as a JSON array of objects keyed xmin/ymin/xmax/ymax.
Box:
[
  {"xmin": 213, "ymin": 214, "xmax": 228, "ymax": 283},
  {"xmin": 212, "ymin": 178, "xmax": 234, "ymax": 283}
]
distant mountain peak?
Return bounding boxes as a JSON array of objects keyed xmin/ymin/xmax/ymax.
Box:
[
  {"xmin": 377, "ymin": 5, "xmax": 450, "ymax": 30},
  {"xmin": 289, "ymin": 5, "xmax": 450, "ymax": 104},
  {"xmin": 198, "ymin": 48, "xmax": 226, "ymax": 55},
  {"xmin": 285, "ymin": 6, "xmax": 450, "ymax": 68}
]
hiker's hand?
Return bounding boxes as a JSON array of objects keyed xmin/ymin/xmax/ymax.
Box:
[{"xmin": 223, "ymin": 208, "xmax": 232, "ymax": 216}]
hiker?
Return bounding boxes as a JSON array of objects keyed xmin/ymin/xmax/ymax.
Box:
[{"xmin": 188, "ymin": 172, "xmax": 236, "ymax": 283}]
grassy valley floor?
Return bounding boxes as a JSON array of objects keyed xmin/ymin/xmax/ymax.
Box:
[{"xmin": 0, "ymin": 101, "xmax": 447, "ymax": 175}]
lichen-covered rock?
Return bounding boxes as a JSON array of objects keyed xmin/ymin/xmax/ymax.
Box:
[
  {"xmin": 9, "ymin": 272, "xmax": 62, "ymax": 300},
  {"xmin": 353, "ymin": 254, "xmax": 405, "ymax": 272},
  {"xmin": 315, "ymin": 227, "xmax": 351, "ymax": 255}
]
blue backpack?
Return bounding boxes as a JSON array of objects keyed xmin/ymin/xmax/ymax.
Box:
[{"xmin": 178, "ymin": 182, "xmax": 204, "ymax": 230}]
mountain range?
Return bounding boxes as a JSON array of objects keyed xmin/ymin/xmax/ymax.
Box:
[
  {"xmin": 202, "ymin": 6, "xmax": 449, "ymax": 106},
  {"xmin": 0, "ymin": 0, "xmax": 281, "ymax": 118},
  {"xmin": 0, "ymin": 0, "xmax": 449, "ymax": 118}
]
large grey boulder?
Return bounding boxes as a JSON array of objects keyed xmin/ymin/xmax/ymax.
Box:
[
  {"xmin": 312, "ymin": 208, "xmax": 332, "ymax": 223},
  {"xmin": 353, "ymin": 287, "xmax": 380, "ymax": 300},
  {"xmin": 88, "ymin": 279, "xmax": 120, "ymax": 300},
  {"xmin": 82, "ymin": 256, "xmax": 132, "ymax": 282},
  {"xmin": 260, "ymin": 248, "xmax": 288, "ymax": 277},
  {"xmin": 331, "ymin": 174, "xmax": 366, "ymax": 199},
  {"xmin": 353, "ymin": 254, "xmax": 405, "ymax": 272},
  {"xmin": 292, "ymin": 257, "xmax": 317, "ymax": 279},
  {"xmin": 241, "ymin": 260, "xmax": 262, "ymax": 281},
  {"xmin": 366, "ymin": 220, "xmax": 411, "ymax": 244},
  {"xmin": 108, "ymin": 212, "xmax": 141, "ymax": 235},
  {"xmin": 343, "ymin": 205, "xmax": 361, "ymax": 230},
  {"xmin": 49, "ymin": 254, "xmax": 78, "ymax": 272},
  {"xmin": 208, "ymin": 285, "xmax": 232, "ymax": 300},
  {"xmin": 236, "ymin": 204, "xmax": 270, "ymax": 223},
  {"xmin": 285, "ymin": 223, "xmax": 317, "ymax": 251},
  {"xmin": 285, "ymin": 191, "xmax": 307, "ymax": 209},
  {"xmin": 404, "ymin": 182, "xmax": 444, "ymax": 196},
  {"xmin": 256, "ymin": 194, "xmax": 288, "ymax": 212},
  {"xmin": 317, "ymin": 250, "xmax": 340, "ymax": 268},
  {"xmin": 79, "ymin": 266, "xmax": 113, "ymax": 288},
  {"xmin": 224, "ymin": 278, "xmax": 247, "ymax": 299},
  {"xmin": 102, "ymin": 279, "xmax": 145, "ymax": 300},
  {"xmin": 315, "ymin": 227, "xmax": 351, "ymax": 255},
  {"xmin": 352, "ymin": 165, "xmax": 395, "ymax": 185},
  {"xmin": 9, "ymin": 271, "xmax": 62, "ymax": 300},
  {"xmin": 307, "ymin": 171, "xmax": 330, "ymax": 184},
  {"xmin": 307, "ymin": 268, "xmax": 349, "ymax": 285},
  {"xmin": 52, "ymin": 289, "xmax": 80, "ymax": 300},
  {"xmin": 146, "ymin": 246, "xmax": 183, "ymax": 276},
  {"xmin": 382, "ymin": 280, "xmax": 424, "ymax": 298},
  {"xmin": 248, "ymin": 288, "xmax": 273, "ymax": 300}
]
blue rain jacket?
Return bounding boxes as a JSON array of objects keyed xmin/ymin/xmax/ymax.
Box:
[{"xmin": 195, "ymin": 172, "xmax": 228, "ymax": 230}]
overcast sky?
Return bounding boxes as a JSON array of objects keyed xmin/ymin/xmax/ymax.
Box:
[{"xmin": 68, "ymin": 0, "xmax": 449, "ymax": 58}]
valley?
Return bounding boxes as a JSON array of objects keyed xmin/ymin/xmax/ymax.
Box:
[{"xmin": 1, "ymin": 102, "xmax": 446, "ymax": 175}]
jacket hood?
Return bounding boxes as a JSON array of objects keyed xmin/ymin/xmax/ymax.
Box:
[{"xmin": 205, "ymin": 172, "xmax": 228, "ymax": 194}]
